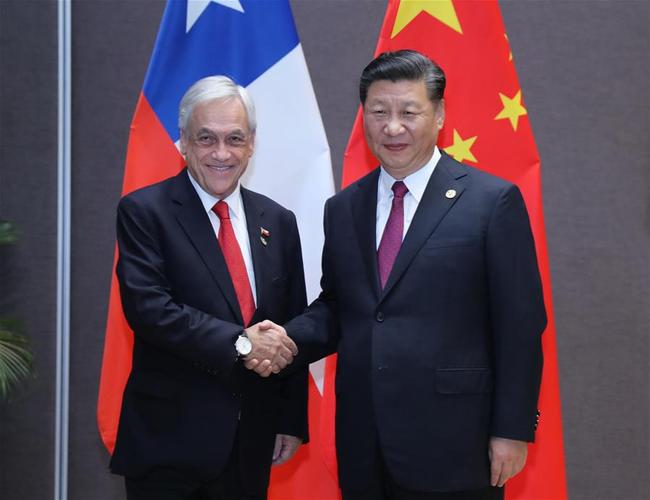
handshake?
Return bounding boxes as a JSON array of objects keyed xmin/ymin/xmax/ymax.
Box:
[{"xmin": 242, "ymin": 320, "xmax": 297, "ymax": 377}]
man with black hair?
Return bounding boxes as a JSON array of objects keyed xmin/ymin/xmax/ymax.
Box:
[{"xmin": 250, "ymin": 50, "xmax": 545, "ymax": 500}]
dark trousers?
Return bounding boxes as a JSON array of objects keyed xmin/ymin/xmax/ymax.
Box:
[
  {"xmin": 342, "ymin": 446, "xmax": 504, "ymax": 500},
  {"xmin": 124, "ymin": 434, "xmax": 266, "ymax": 500}
]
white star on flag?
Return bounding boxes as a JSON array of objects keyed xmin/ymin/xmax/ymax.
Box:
[{"xmin": 186, "ymin": 0, "xmax": 244, "ymax": 33}]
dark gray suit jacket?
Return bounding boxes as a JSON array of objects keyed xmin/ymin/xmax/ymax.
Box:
[
  {"xmin": 110, "ymin": 169, "xmax": 308, "ymax": 493},
  {"xmin": 287, "ymin": 152, "xmax": 545, "ymax": 492}
]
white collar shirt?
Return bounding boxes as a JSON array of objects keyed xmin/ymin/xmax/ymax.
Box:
[
  {"xmin": 187, "ymin": 171, "xmax": 257, "ymax": 305},
  {"xmin": 376, "ymin": 147, "xmax": 442, "ymax": 249}
]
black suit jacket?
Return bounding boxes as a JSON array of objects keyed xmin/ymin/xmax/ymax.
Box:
[
  {"xmin": 286, "ymin": 152, "xmax": 546, "ymax": 492},
  {"xmin": 110, "ymin": 170, "xmax": 308, "ymax": 493}
]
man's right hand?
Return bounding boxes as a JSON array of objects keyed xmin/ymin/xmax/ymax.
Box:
[{"xmin": 243, "ymin": 320, "xmax": 297, "ymax": 377}]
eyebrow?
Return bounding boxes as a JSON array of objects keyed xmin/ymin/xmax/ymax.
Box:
[{"xmin": 195, "ymin": 127, "xmax": 247, "ymax": 136}]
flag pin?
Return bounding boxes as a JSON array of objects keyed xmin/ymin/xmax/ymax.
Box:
[
  {"xmin": 260, "ymin": 227, "xmax": 270, "ymax": 246},
  {"xmin": 445, "ymin": 189, "xmax": 457, "ymax": 199}
]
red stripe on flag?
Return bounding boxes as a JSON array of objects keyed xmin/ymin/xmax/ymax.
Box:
[
  {"xmin": 269, "ymin": 375, "xmax": 341, "ymax": 499},
  {"xmin": 97, "ymin": 92, "xmax": 183, "ymax": 452}
]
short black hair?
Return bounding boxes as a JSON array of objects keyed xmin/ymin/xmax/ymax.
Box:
[{"xmin": 359, "ymin": 49, "xmax": 446, "ymax": 105}]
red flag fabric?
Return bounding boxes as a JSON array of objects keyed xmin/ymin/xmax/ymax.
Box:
[{"xmin": 326, "ymin": 1, "xmax": 568, "ymax": 498}]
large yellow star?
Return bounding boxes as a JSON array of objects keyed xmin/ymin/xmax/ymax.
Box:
[
  {"xmin": 494, "ymin": 90, "xmax": 527, "ymax": 131},
  {"xmin": 444, "ymin": 129, "xmax": 477, "ymax": 164},
  {"xmin": 392, "ymin": 0, "xmax": 462, "ymax": 38}
]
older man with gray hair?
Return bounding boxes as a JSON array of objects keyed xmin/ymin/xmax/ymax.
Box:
[{"xmin": 109, "ymin": 75, "xmax": 309, "ymax": 500}]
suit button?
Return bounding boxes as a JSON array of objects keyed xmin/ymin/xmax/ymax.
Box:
[{"xmin": 376, "ymin": 311, "xmax": 384, "ymax": 322}]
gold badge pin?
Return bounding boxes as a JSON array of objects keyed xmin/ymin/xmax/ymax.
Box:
[{"xmin": 445, "ymin": 189, "xmax": 457, "ymax": 199}]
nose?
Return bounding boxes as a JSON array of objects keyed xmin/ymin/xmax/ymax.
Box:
[
  {"xmin": 383, "ymin": 115, "xmax": 404, "ymax": 136},
  {"xmin": 211, "ymin": 142, "xmax": 231, "ymax": 161}
]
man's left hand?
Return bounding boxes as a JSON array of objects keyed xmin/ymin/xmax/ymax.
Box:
[
  {"xmin": 489, "ymin": 437, "xmax": 528, "ymax": 487},
  {"xmin": 272, "ymin": 434, "xmax": 302, "ymax": 466}
]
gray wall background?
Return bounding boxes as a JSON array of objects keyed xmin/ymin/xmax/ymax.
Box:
[{"xmin": 0, "ymin": 1, "xmax": 648, "ymax": 499}]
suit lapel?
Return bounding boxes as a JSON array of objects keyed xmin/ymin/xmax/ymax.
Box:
[
  {"xmin": 380, "ymin": 154, "xmax": 468, "ymax": 300},
  {"xmin": 351, "ymin": 169, "xmax": 382, "ymax": 298},
  {"xmin": 170, "ymin": 170, "xmax": 243, "ymax": 324},
  {"xmin": 241, "ymin": 188, "xmax": 266, "ymax": 325}
]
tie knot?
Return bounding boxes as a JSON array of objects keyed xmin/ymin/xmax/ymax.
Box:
[
  {"xmin": 213, "ymin": 200, "xmax": 230, "ymax": 220},
  {"xmin": 392, "ymin": 181, "xmax": 408, "ymax": 199}
]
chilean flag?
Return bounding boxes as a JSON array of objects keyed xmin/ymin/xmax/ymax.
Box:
[{"xmin": 97, "ymin": 1, "xmax": 338, "ymax": 497}]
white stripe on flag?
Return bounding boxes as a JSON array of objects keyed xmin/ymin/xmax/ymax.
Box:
[{"xmin": 243, "ymin": 44, "xmax": 334, "ymax": 394}]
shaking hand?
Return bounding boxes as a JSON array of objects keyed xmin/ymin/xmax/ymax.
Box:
[{"xmin": 243, "ymin": 320, "xmax": 297, "ymax": 377}]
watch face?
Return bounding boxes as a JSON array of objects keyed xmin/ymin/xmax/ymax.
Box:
[{"xmin": 236, "ymin": 335, "xmax": 252, "ymax": 356}]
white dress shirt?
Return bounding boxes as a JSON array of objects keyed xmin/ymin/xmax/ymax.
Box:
[
  {"xmin": 376, "ymin": 147, "xmax": 442, "ymax": 249},
  {"xmin": 187, "ymin": 171, "xmax": 257, "ymax": 305}
]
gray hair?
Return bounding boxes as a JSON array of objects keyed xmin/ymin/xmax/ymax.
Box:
[{"xmin": 178, "ymin": 75, "xmax": 256, "ymax": 133}]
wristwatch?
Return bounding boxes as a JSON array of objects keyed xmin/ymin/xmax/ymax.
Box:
[{"xmin": 235, "ymin": 333, "xmax": 252, "ymax": 357}]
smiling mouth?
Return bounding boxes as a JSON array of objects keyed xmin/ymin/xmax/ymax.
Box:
[
  {"xmin": 384, "ymin": 144, "xmax": 408, "ymax": 151},
  {"xmin": 206, "ymin": 164, "xmax": 233, "ymax": 172}
]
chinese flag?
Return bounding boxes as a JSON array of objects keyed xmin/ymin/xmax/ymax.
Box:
[{"xmin": 322, "ymin": 1, "xmax": 567, "ymax": 498}]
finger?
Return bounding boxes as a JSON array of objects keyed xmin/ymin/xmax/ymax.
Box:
[
  {"xmin": 490, "ymin": 458, "xmax": 502, "ymax": 487},
  {"xmin": 244, "ymin": 358, "xmax": 260, "ymax": 370},
  {"xmin": 276, "ymin": 344, "xmax": 294, "ymax": 362},
  {"xmin": 281, "ymin": 336, "xmax": 298, "ymax": 356},
  {"xmin": 272, "ymin": 436, "xmax": 283, "ymax": 462},
  {"xmin": 258, "ymin": 319, "xmax": 279, "ymax": 331},
  {"xmin": 275, "ymin": 356, "xmax": 289, "ymax": 370},
  {"xmin": 497, "ymin": 463, "xmax": 510, "ymax": 487},
  {"xmin": 254, "ymin": 359, "xmax": 272, "ymax": 376}
]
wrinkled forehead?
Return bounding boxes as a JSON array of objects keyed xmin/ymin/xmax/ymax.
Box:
[{"xmin": 186, "ymin": 97, "xmax": 250, "ymax": 132}]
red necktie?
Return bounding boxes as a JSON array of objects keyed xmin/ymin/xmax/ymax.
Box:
[
  {"xmin": 377, "ymin": 181, "xmax": 409, "ymax": 289},
  {"xmin": 213, "ymin": 201, "xmax": 255, "ymax": 326}
]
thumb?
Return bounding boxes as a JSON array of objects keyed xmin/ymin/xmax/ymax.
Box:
[
  {"xmin": 258, "ymin": 319, "xmax": 275, "ymax": 331},
  {"xmin": 272, "ymin": 435, "xmax": 283, "ymax": 462}
]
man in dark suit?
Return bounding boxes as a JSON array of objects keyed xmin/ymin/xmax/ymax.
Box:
[
  {"xmin": 109, "ymin": 75, "xmax": 308, "ymax": 500},
  {"xmin": 249, "ymin": 50, "xmax": 546, "ymax": 500}
]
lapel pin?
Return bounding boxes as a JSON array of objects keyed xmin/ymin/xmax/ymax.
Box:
[
  {"xmin": 445, "ymin": 189, "xmax": 457, "ymax": 199},
  {"xmin": 260, "ymin": 227, "xmax": 270, "ymax": 246}
]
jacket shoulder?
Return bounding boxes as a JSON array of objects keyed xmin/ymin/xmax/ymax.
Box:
[
  {"xmin": 327, "ymin": 168, "xmax": 380, "ymax": 206},
  {"xmin": 241, "ymin": 188, "xmax": 297, "ymax": 223},
  {"xmin": 119, "ymin": 174, "xmax": 178, "ymax": 208}
]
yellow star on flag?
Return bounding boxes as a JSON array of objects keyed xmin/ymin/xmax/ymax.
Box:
[
  {"xmin": 444, "ymin": 129, "xmax": 477, "ymax": 164},
  {"xmin": 392, "ymin": 0, "xmax": 462, "ymax": 38},
  {"xmin": 494, "ymin": 90, "xmax": 527, "ymax": 131}
]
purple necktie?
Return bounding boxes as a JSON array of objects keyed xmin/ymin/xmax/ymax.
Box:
[{"xmin": 377, "ymin": 181, "xmax": 409, "ymax": 289}]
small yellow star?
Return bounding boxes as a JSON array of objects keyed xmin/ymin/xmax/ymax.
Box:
[
  {"xmin": 392, "ymin": 0, "xmax": 462, "ymax": 38},
  {"xmin": 444, "ymin": 129, "xmax": 478, "ymax": 164},
  {"xmin": 494, "ymin": 90, "xmax": 527, "ymax": 131}
]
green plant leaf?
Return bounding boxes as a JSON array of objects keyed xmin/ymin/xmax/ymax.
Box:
[
  {"xmin": 0, "ymin": 221, "xmax": 18, "ymax": 245},
  {"xmin": 0, "ymin": 328, "xmax": 33, "ymax": 399}
]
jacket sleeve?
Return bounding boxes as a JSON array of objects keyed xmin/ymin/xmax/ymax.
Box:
[
  {"xmin": 275, "ymin": 211, "xmax": 310, "ymax": 442},
  {"xmin": 486, "ymin": 184, "xmax": 546, "ymax": 442},
  {"xmin": 115, "ymin": 194, "xmax": 242, "ymax": 379},
  {"xmin": 284, "ymin": 199, "xmax": 340, "ymax": 366}
]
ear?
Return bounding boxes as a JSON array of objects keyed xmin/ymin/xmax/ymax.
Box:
[
  {"xmin": 179, "ymin": 131, "xmax": 188, "ymax": 156},
  {"xmin": 247, "ymin": 131, "xmax": 256, "ymax": 157},
  {"xmin": 436, "ymin": 99, "xmax": 446, "ymax": 130}
]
